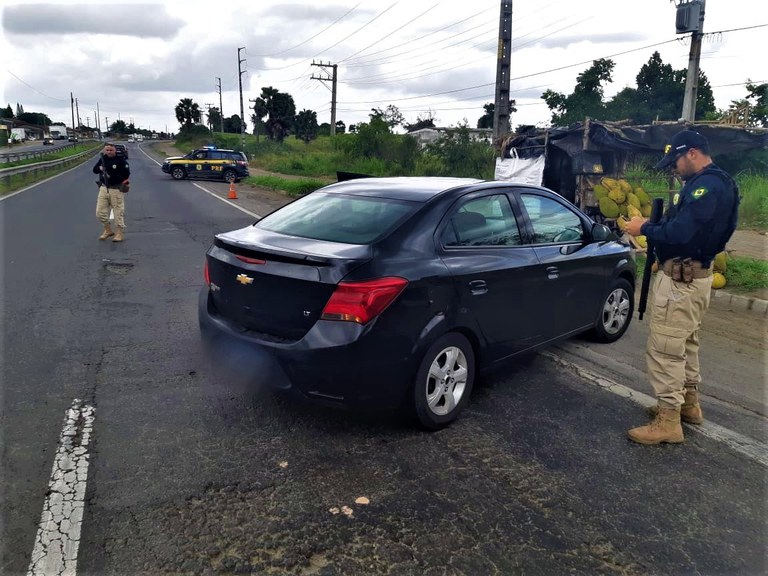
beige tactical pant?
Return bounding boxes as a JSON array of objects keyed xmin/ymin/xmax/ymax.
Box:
[
  {"xmin": 646, "ymin": 272, "xmax": 712, "ymax": 409},
  {"xmin": 96, "ymin": 186, "xmax": 125, "ymax": 229}
]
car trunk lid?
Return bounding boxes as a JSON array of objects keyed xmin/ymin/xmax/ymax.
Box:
[{"xmin": 206, "ymin": 226, "xmax": 373, "ymax": 340}]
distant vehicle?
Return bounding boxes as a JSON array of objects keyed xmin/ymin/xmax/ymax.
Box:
[
  {"xmin": 43, "ymin": 137, "xmax": 54, "ymax": 145},
  {"xmin": 127, "ymin": 136, "xmax": 135, "ymax": 142},
  {"xmin": 68, "ymin": 136, "xmax": 79, "ymax": 142},
  {"xmin": 161, "ymin": 147, "xmax": 249, "ymax": 182},
  {"xmin": 113, "ymin": 144, "xmax": 128, "ymax": 159}
]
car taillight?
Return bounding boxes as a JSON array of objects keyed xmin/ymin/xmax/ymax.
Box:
[
  {"xmin": 204, "ymin": 259, "xmax": 210, "ymax": 285},
  {"xmin": 321, "ymin": 277, "xmax": 408, "ymax": 324}
]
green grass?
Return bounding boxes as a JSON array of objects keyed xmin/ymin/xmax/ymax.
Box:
[
  {"xmin": 633, "ymin": 253, "xmax": 767, "ymax": 293},
  {"xmin": 726, "ymin": 256, "xmax": 768, "ymax": 292},
  {"xmin": 245, "ymin": 175, "xmax": 329, "ymax": 197}
]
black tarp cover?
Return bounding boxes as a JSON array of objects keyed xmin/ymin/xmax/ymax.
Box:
[{"xmin": 502, "ymin": 120, "xmax": 768, "ymax": 160}]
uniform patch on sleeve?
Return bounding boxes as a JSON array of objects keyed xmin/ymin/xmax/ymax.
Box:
[
  {"xmin": 673, "ymin": 192, "xmax": 680, "ymax": 205},
  {"xmin": 691, "ymin": 187, "xmax": 708, "ymax": 199}
]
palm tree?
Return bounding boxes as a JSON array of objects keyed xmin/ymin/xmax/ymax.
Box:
[{"xmin": 175, "ymin": 98, "xmax": 201, "ymax": 128}]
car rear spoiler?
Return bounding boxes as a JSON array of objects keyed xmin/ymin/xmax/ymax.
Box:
[{"xmin": 336, "ymin": 171, "xmax": 373, "ymax": 182}]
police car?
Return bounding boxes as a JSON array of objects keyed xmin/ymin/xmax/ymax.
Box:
[{"xmin": 161, "ymin": 146, "xmax": 250, "ymax": 182}]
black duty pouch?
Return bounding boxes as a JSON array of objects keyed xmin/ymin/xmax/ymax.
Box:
[
  {"xmin": 682, "ymin": 258, "xmax": 694, "ymax": 283},
  {"xmin": 671, "ymin": 258, "xmax": 682, "ymax": 282}
]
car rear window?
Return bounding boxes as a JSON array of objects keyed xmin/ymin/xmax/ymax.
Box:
[{"xmin": 256, "ymin": 192, "xmax": 418, "ymax": 244}]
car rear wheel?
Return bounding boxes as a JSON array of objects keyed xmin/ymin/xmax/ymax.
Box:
[
  {"xmin": 223, "ymin": 169, "xmax": 237, "ymax": 183},
  {"xmin": 413, "ymin": 332, "xmax": 475, "ymax": 430},
  {"xmin": 589, "ymin": 277, "xmax": 634, "ymax": 343},
  {"xmin": 171, "ymin": 166, "xmax": 186, "ymax": 180}
]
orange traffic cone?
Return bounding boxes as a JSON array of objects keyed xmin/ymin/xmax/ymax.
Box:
[{"xmin": 227, "ymin": 181, "xmax": 238, "ymax": 199}]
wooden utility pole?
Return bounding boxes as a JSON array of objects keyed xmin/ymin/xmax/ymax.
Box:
[
  {"xmin": 70, "ymin": 92, "xmax": 76, "ymax": 140},
  {"xmin": 216, "ymin": 77, "xmax": 224, "ymax": 133},
  {"xmin": 311, "ymin": 61, "xmax": 338, "ymax": 136},
  {"xmin": 237, "ymin": 47, "xmax": 247, "ymax": 150},
  {"xmin": 493, "ymin": 0, "xmax": 513, "ymax": 142}
]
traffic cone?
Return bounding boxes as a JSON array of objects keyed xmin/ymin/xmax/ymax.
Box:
[{"xmin": 227, "ymin": 181, "xmax": 238, "ymax": 199}]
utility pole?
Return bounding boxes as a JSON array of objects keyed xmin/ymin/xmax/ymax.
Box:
[
  {"xmin": 493, "ymin": 0, "xmax": 513, "ymax": 142},
  {"xmin": 96, "ymin": 102, "xmax": 101, "ymax": 136},
  {"xmin": 70, "ymin": 92, "xmax": 76, "ymax": 140},
  {"xmin": 237, "ymin": 47, "xmax": 247, "ymax": 150},
  {"xmin": 104, "ymin": 116, "xmax": 109, "ymax": 137},
  {"xmin": 75, "ymin": 97, "xmax": 81, "ymax": 138},
  {"xmin": 216, "ymin": 77, "xmax": 224, "ymax": 133},
  {"xmin": 675, "ymin": 0, "xmax": 706, "ymax": 122},
  {"xmin": 311, "ymin": 61, "xmax": 338, "ymax": 136}
]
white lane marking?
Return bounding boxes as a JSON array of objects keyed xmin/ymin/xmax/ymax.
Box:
[
  {"xmin": 138, "ymin": 145, "xmax": 262, "ymax": 218},
  {"xmin": 540, "ymin": 351, "xmax": 768, "ymax": 468},
  {"xmin": 192, "ymin": 182, "xmax": 262, "ymax": 219},
  {"xmin": 27, "ymin": 399, "xmax": 95, "ymax": 576}
]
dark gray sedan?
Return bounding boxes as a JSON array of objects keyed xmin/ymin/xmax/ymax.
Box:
[{"xmin": 199, "ymin": 177, "xmax": 636, "ymax": 429}]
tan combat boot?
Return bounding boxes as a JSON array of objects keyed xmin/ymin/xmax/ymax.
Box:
[
  {"xmin": 99, "ymin": 223, "xmax": 114, "ymax": 240},
  {"xmin": 628, "ymin": 407, "xmax": 684, "ymax": 445},
  {"xmin": 112, "ymin": 227, "xmax": 124, "ymax": 242},
  {"xmin": 647, "ymin": 388, "xmax": 704, "ymax": 424}
]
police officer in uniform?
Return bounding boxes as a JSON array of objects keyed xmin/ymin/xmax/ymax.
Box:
[
  {"xmin": 625, "ymin": 130, "xmax": 739, "ymax": 445},
  {"xmin": 93, "ymin": 143, "xmax": 130, "ymax": 242}
]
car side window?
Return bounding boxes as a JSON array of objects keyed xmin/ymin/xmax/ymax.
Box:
[
  {"xmin": 442, "ymin": 194, "xmax": 522, "ymax": 247},
  {"xmin": 193, "ymin": 151, "xmax": 207, "ymax": 160},
  {"xmin": 521, "ymin": 194, "xmax": 584, "ymax": 244}
]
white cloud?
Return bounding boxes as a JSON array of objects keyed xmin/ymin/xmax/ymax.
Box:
[{"xmin": 1, "ymin": 0, "xmax": 763, "ymax": 134}]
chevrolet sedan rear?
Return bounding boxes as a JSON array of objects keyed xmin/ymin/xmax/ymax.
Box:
[{"xmin": 199, "ymin": 177, "xmax": 635, "ymax": 429}]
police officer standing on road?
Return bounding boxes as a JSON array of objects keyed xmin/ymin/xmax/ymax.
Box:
[
  {"xmin": 625, "ymin": 129, "xmax": 739, "ymax": 445},
  {"xmin": 93, "ymin": 143, "xmax": 130, "ymax": 242}
]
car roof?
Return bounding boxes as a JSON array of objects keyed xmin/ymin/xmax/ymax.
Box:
[{"xmin": 318, "ymin": 176, "xmax": 485, "ymax": 202}]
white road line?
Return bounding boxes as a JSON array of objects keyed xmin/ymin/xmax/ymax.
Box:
[
  {"xmin": 541, "ymin": 351, "xmax": 768, "ymax": 468},
  {"xmin": 27, "ymin": 399, "xmax": 95, "ymax": 576},
  {"xmin": 192, "ymin": 182, "xmax": 262, "ymax": 218}
]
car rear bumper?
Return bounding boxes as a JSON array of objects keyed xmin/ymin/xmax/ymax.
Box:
[{"xmin": 198, "ymin": 288, "xmax": 416, "ymax": 408}]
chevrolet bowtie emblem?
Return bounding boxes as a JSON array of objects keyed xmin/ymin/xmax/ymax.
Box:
[{"xmin": 236, "ymin": 274, "xmax": 254, "ymax": 285}]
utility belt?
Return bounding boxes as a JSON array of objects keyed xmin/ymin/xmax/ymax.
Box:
[{"xmin": 661, "ymin": 258, "xmax": 711, "ymax": 282}]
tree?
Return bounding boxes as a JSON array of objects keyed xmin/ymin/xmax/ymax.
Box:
[
  {"xmin": 252, "ymin": 87, "xmax": 296, "ymax": 143},
  {"xmin": 743, "ymin": 81, "xmax": 767, "ymax": 127},
  {"xmin": 476, "ymin": 103, "xmax": 494, "ymax": 129},
  {"xmin": 111, "ymin": 119, "xmax": 128, "ymax": 134},
  {"xmin": 405, "ymin": 109, "xmax": 438, "ymax": 132},
  {"xmin": 335, "ymin": 120, "xmax": 346, "ymax": 134},
  {"xmin": 207, "ymin": 107, "xmax": 222, "ymax": 131},
  {"xmin": 18, "ymin": 112, "xmax": 52, "ymax": 127},
  {"xmin": 223, "ymin": 115, "xmax": 245, "ymax": 134},
  {"xmin": 16, "ymin": 103, "xmax": 24, "ymax": 117},
  {"xmin": 0, "ymin": 105, "xmax": 13, "ymax": 119},
  {"xmin": 371, "ymin": 105, "xmax": 404, "ymax": 130},
  {"xmin": 294, "ymin": 109, "xmax": 318, "ymax": 143},
  {"xmin": 542, "ymin": 59, "xmax": 615, "ymax": 125},
  {"xmin": 174, "ymin": 98, "xmax": 201, "ymax": 128}
]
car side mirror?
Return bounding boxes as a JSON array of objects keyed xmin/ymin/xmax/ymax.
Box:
[{"xmin": 591, "ymin": 223, "xmax": 615, "ymax": 242}]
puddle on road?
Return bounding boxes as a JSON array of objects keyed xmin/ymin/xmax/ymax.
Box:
[{"xmin": 103, "ymin": 260, "xmax": 134, "ymax": 275}]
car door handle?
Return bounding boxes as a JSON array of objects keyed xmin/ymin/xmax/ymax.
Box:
[
  {"xmin": 546, "ymin": 266, "xmax": 559, "ymax": 280},
  {"xmin": 468, "ymin": 280, "xmax": 488, "ymax": 295}
]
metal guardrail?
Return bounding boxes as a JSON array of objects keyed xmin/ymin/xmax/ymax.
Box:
[
  {"xmin": 0, "ymin": 147, "xmax": 100, "ymax": 188},
  {"xmin": 0, "ymin": 142, "xmax": 82, "ymax": 164}
]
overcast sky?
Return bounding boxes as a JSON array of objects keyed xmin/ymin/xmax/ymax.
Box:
[{"xmin": 1, "ymin": 0, "xmax": 764, "ymax": 135}]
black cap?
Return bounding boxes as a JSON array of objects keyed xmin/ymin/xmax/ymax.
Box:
[{"xmin": 654, "ymin": 130, "xmax": 710, "ymax": 169}]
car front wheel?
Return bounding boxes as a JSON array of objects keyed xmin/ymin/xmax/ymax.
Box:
[
  {"xmin": 171, "ymin": 166, "xmax": 186, "ymax": 180},
  {"xmin": 589, "ymin": 277, "xmax": 634, "ymax": 343},
  {"xmin": 413, "ymin": 332, "xmax": 475, "ymax": 430}
]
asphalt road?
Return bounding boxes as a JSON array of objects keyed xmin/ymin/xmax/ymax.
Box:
[{"xmin": 2, "ymin": 144, "xmax": 766, "ymax": 575}]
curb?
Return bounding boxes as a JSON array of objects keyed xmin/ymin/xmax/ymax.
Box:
[{"xmin": 710, "ymin": 289, "xmax": 768, "ymax": 317}]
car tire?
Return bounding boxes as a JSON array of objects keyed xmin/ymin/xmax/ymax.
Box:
[
  {"xmin": 588, "ymin": 277, "xmax": 634, "ymax": 343},
  {"xmin": 223, "ymin": 169, "xmax": 237, "ymax": 183},
  {"xmin": 171, "ymin": 167, "xmax": 186, "ymax": 180},
  {"xmin": 413, "ymin": 332, "xmax": 475, "ymax": 430}
]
